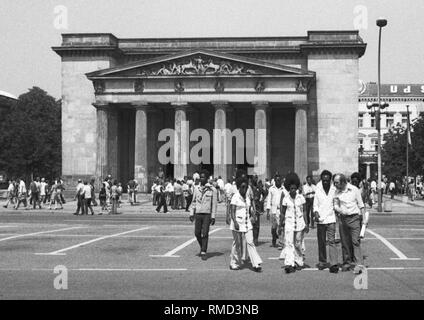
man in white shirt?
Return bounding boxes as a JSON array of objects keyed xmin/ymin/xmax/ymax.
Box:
[
  {"xmin": 40, "ymin": 178, "xmax": 47, "ymax": 205},
  {"xmin": 74, "ymin": 179, "xmax": 85, "ymax": 215},
  {"xmin": 302, "ymin": 176, "xmax": 316, "ymax": 229},
  {"xmin": 313, "ymin": 170, "xmax": 338, "ymax": 273},
  {"xmin": 3, "ymin": 180, "xmax": 15, "ymax": 209},
  {"xmin": 82, "ymin": 180, "xmax": 94, "ymax": 215},
  {"xmin": 216, "ymin": 176, "xmax": 225, "ymax": 203},
  {"xmin": 266, "ymin": 175, "xmax": 288, "ymax": 247},
  {"xmin": 15, "ymin": 178, "xmax": 28, "ymax": 210},
  {"xmin": 334, "ymin": 173, "xmax": 365, "ymax": 274}
]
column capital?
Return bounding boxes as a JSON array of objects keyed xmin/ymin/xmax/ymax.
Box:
[
  {"xmin": 171, "ymin": 102, "xmax": 190, "ymax": 110},
  {"xmin": 131, "ymin": 101, "xmax": 150, "ymax": 110},
  {"xmin": 252, "ymin": 101, "xmax": 269, "ymax": 109},
  {"xmin": 211, "ymin": 100, "xmax": 229, "ymax": 110},
  {"xmin": 293, "ymin": 101, "xmax": 309, "ymax": 110},
  {"xmin": 92, "ymin": 102, "xmax": 109, "ymax": 110}
]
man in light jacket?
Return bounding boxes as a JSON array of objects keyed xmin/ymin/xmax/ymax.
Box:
[
  {"xmin": 189, "ymin": 169, "xmax": 218, "ymax": 261},
  {"xmin": 313, "ymin": 170, "xmax": 338, "ymax": 273}
]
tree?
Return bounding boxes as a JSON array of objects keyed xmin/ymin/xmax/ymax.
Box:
[
  {"xmin": 0, "ymin": 87, "xmax": 61, "ymax": 181},
  {"xmin": 410, "ymin": 114, "xmax": 424, "ymax": 174},
  {"xmin": 381, "ymin": 120, "xmax": 422, "ymax": 178}
]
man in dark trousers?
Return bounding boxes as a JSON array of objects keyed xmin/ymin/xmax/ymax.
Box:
[
  {"xmin": 189, "ymin": 169, "xmax": 218, "ymax": 261},
  {"xmin": 155, "ymin": 180, "xmax": 168, "ymax": 213}
]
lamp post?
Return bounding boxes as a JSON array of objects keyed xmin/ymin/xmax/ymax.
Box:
[{"xmin": 368, "ymin": 18, "xmax": 388, "ymax": 212}]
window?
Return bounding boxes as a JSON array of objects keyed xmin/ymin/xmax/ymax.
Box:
[
  {"xmin": 371, "ymin": 138, "xmax": 378, "ymax": 151},
  {"xmin": 358, "ymin": 114, "xmax": 364, "ymax": 128},
  {"xmin": 386, "ymin": 113, "xmax": 394, "ymax": 128},
  {"xmin": 359, "ymin": 138, "xmax": 364, "ymax": 149},
  {"xmin": 370, "ymin": 116, "xmax": 376, "ymax": 128}
]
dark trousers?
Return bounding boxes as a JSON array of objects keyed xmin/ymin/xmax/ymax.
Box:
[
  {"xmin": 339, "ymin": 214, "xmax": 363, "ymax": 266},
  {"xmin": 252, "ymin": 215, "xmax": 260, "ymax": 245},
  {"xmin": 317, "ymin": 223, "xmax": 337, "ymax": 266},
  {"xmin": 305, "ymin": 198, "xmax": 314, "ymax": 227},
  {"xmin": 156, "ymin": 193, "xmax": 168, "ymax": 213},
  {"xmin": 76, "ymin": 195, "xmax": 85, "ymax": 214},
  {"xmin": 83, "ymin": 198, "xmax": 94, "ymax": 215},
  {"xmin": 31, "ymin": 192, "xmax": 41, "ymax": 209},
  {"xmin": 194, "ymin": 213, "xmax": 211, "ymax": 253},
  {"xmin": 185, "ymin": 195, "xmax": 193, "ymax": 211}
]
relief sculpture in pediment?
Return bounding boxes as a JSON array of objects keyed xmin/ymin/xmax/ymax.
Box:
[{"xmin": 136, "ymin": 56, "xmax": 261, "ymax": 76}]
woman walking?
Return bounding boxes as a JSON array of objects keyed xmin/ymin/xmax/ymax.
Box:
[
  {"xmin": 279, "ymin": 173, "xmax": 309, "ymax": 274},
  {"xmin": 229, "ymin": 174, "xmax": 263, "ymax": 272}
]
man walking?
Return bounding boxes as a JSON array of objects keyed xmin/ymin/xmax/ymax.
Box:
[
  {"xmin": 313, "ymin": 170, "xmax": 338, "ymax": 273},
  {"xmin": 82, "ymin": 180, "xmax": 95, "ymax": 215},
  {"xmin": 189, "ymin": 169, "xmax": 218, "ymax": 261},
  {"xmin": 266, "ymin": 175, "xmax": 287, "ymax": 247},
  {"xmin": 3, "ymin": 180, "xmax": 15, "ymax": 209},
  {"xmin": 74, "ymin": 179, "xmax": 85, "ymax": 215},
  {"xmin": 333, "ymin": 174, "xmax": 365, "ymax": 274},
  {"xmin": 303, "ymin": 176, "xmax": 316, "ymax": 229}
]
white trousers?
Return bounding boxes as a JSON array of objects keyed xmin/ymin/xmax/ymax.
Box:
[
  {"xmin": 280, "ymin": 229, "xmax": 304, "ymax": 267},
  {"xmin": 230, "ymin": 230, "xmax": 263, "ymax": 268}
]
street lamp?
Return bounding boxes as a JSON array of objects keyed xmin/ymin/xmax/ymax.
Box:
[{"xmin": 370, "ymin": 17, "xmax": 388, "ymax": 212}]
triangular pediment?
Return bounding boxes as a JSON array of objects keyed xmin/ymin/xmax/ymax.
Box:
[{"xmin": 86, "ymin": 49, "xmax": 315, "ymax": 78}]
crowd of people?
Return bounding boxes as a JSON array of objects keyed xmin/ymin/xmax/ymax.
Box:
[
  {"xmin": 2, "ymin": 177, "xmax": 66, "ymax": 210},
  {"xmin": 164, "ymin": 168, "xmax": 368, "ymax": 275}
]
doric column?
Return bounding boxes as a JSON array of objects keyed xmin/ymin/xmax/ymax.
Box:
[
  {"xmin": 294, "ymin": 105, "xmax": 308, "ymax": 183},
  {"xmin": 212, "ymin": 101, "xmax": 230, "ymax": 181},
  {"xmin": 172, "ymin": 102, "xmax": 189, "ymax": 180},
  {"xmin": 94, "ymin": 102, "xmax": 109, "ymax": 182},
  {"xmin": 108, "ymin": 107, "xmax": 119, "ymax": 180},
  {"xmin": 252, "ymin": 101, "xmax": 270, "ymax": 181},
  {"xmin": 133, "ymin": 102, "xmax": 149, "ymax": 192}
]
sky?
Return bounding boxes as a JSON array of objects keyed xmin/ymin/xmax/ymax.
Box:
[{"xmin": 0, "ymin": 0, "xmax": 423, "ymax": 99}]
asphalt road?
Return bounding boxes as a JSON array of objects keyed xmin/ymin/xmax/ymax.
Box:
[{"xmin": 0, "ymin": 198, "xmax": 423, "ymax": 300}]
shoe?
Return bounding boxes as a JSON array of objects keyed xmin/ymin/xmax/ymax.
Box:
[
  {"xmin": 285, "ymin": 266, "xmax": 296, "ymax": 274},
  {"xmin": 253, "ymin": 266, "xmax": 262, "ymax": 273},
  {"xmin": 329, "ymin": 265, "xmax": 339, "ymax": 273},
  {"xmin": 353, "ymin": 265, "xmax": 364, "ymax": 274},
  {"xmin": 341, "ymin": 264, "xmax": 353, "ymax": 272},
  {"xmin": 3, "ymin": 205, "xmax": 7, "ymax": 208},
  {"xmin": 316, "ymin": 263, "xmax": 330, "ymax": 270},
  {"xmin": 302, "ymin": 264, "xmax": 310, "ymax": 269},
  {"xmin": 200, "ymin": 252, "xmax": 207, "ymax": 261},
  {"xmin": 98, "ymin": 212, "xmax": 102, "ymax": 215},
  {"xmin": 295, "ymin": 264, "xmax": 303, "ymax": 271},
  {"xmin": 229, "ymin": 265, "xmax": 241, "ymax": 270},
  {"xmin": 271, "ymin": 241, "xmax": 277, "ymax": 248}
]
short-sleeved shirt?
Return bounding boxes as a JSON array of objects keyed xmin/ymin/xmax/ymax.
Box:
[
  {"xmin": 282, "ymin": 194, "xmax": 306, "ymax": 232},
  {"xmin": 302, "ymin": 183, "xmax": 316, "ymax": 199},
  {"xmin": 335, "ymin": 183, "xmax": 364, "ymax": 216},
  {"xmin": 230, "ymin": 191, "xmax": 252, "ymax": 233}
]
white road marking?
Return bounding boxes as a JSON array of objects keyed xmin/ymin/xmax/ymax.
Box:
[
  {"xmin": 366, "ymin": 229, "xmax": 420, "ymax": 261},
  {"xmin": 30, "ymin": 268, "xmax": 187, "ymax": 272},
  {"xmin": 35, "ymin": 226, "xmax": 151, "ymax": 256},
  {"xmin": 0, "ymin": 226, "xmax": 84, "ymax": 242},
  {"xmin": 150, "ymin": 228, "xmax": 223, "ymax": 258}
]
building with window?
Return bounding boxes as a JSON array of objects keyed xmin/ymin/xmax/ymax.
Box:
[{"xmin": 358, "ymin": 82, "xmax": 424, "ymax": 179}]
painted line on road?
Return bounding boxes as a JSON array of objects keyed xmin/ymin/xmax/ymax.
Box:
[
  {"xmin": 366, "ymin": 229, "xmax": 421, "ymax": 261},
  {"xmin": 34, "ymin": 226, "xmax": 151, "ymax": 256},
  {"xmin": 150, "ymin": 228, "xmax": 224, "ymax": 258},
  {"xmin": 30, "ymin": 268, "xmax": 187, "ymax": 272},
  {"xmin": 0, "ymin": 226, "xmax": 84, "ymax": 242}
]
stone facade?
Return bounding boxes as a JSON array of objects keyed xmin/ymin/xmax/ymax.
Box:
[{"xmin": 53, "ymin": 31, "xmax": 366, "ymax": 190}]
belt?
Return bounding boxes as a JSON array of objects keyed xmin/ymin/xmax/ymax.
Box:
[{"xmin": 341, "ymin": 213, "xmax": 359, "ymax": 218}]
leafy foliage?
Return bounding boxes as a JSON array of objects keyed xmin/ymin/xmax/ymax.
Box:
[
  {"xmin": 0, "ymin": 87, "xmax": 61, "ymax": 181},
  {"xmin": 382, "ymin": 115, "xmax": 424, "ymax": 177}
]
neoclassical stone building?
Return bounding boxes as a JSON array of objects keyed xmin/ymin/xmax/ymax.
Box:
[{"xmin": 53, "ymin": 31, "xmax": 366, "ymax": 191}]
